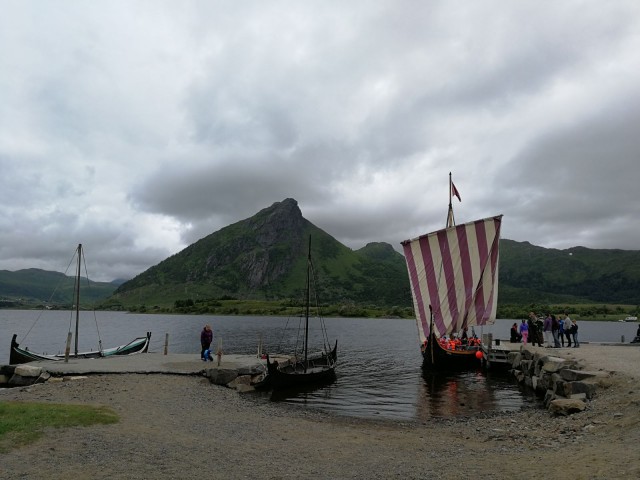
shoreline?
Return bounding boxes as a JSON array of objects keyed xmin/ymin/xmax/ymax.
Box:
[{"xmin": 1, "ymin": 344, "xmax": 639, "ymax": 479}]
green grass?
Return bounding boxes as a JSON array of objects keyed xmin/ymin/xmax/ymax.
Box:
[{"xmin": 0, "ymin": 401, "xmax": 119, "ymax": 452}]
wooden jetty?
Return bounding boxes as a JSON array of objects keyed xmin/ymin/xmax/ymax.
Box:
[{"xmin": 481, "ymin": 334, "xmax": 522, "ymax": 369}]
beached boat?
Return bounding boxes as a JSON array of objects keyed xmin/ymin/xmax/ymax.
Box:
[
  {"xmin": 9, "ymin": 244, "xmax": 151, "ymax": 365},
  {"xmin": 624, "ymin": 316, "xmax": 638, "ymax": 322},
  {"xmin": 401, "ymin": 174, "xmax": 502, "ymax": 370},
  {"xmin": 264, "ymin": 236, "xmax": 338, "ymax": 388}
]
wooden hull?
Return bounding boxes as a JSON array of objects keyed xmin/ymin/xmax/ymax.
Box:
[
  {"xmin": 421, "ymin": 333, "xmax": 482, "ymax": 371},
  {"xmin": 9, "ymin": 332, "xmax": 152, "ymax": 365},
  {"xmin": 265, "ymin": 340, "xmax": 337, "ymax": 389}
]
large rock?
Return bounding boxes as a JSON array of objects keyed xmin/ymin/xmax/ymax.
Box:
[
  {"xmin": 8, "ymin": 370, "xmax": 50, "ymax": 387},
  {"xmin": 14, "ymin": 365, "xmax": 42, "ymax": 377},
  {"xmin": 556, "ymin": 380, "xmax": 598, "ymax": 399},
  {"xmin": 227, "ymin": 375, "xmax": 252, "ymax": 389},
  {"xmin": 520, "ymin": 359, "xmax": 533, "ymax": 374},
  {"xmin": 541, "ymin": 356, "xmax": 569, "ymax": 373},
  {"xmin": 559, "ymin": 369, "xmax": 610, "ymax": 382},
  {"xmin": 508, "ymin": 352, "xmax": 522, "ymax": 368},
  {"xmin": 205, "ymin": 368, "xmax": 238, "ymax": 386},
  {"xmin": 549, "ymin": 398, "xmax": 586, "ymax": 416}
]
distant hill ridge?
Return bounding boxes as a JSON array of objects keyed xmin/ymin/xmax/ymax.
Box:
[
  {"xmin": 2, "ymin": 198, "xmax": 640, "ymax": 307},
  {"xmin": 0, "ymin": 268, "xmax": 117, "ymax": 306}
]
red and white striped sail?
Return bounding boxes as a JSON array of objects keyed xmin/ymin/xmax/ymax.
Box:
[{"xmin": 402, "ymin": 215, "xmax": 503, "ymax": 344}]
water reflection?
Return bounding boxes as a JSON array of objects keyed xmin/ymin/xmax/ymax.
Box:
[
  {"xmin": 417, "ymin": 369, "xmax": 525, "ymax": 420},
  {"xmin": 268, "ymin": 380, "xmax": 337, "ymax": 404}
]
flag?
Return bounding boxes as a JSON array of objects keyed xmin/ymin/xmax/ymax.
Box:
[{"xmin": 452, "ymin": 182, "xmax": 461, "ymax": 202}]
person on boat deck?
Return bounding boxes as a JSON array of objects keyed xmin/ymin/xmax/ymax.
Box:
[
  {"xmin": 563, "ymin": 313, "xmax": 573, "ymax": 347},
  {"xmin": 200, "ymin": 324, "xmax": 213, "ymax": 361},
  {"xmin": 519, "ymin": 319, "xmax": 529, "ymax": 345},
  {"xmin": 460, "ymin": 327, "xmax": 469, "ymax": 345},
  {"xmin": 510, "ymin": 323, "xmax": 522, "ymax": 343}
]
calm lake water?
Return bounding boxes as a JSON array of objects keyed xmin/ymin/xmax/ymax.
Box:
[{"xmin": 2, "ymin": 310, "xmax": 637, "ymax": 421}]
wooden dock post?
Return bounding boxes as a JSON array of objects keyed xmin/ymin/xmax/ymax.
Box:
[
  {"xmin": 164, "ymin": 333, "xmax": 169, "ymax": 355},
  {"xmin": 216, "ymin": 338, "xmax": 223, "ymax": 366},
  {"xmin": 64, "ymin": 332, "xmax": 72, "ymax": 362}
]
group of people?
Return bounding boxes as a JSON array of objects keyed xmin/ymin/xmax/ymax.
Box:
[
  {"xmin": 437, "ymin": 327, "xmax": 481, "ymax": 350},
  {"xmin": 510, "ymin": 311, "xmax": 579, "ymax": 348}
]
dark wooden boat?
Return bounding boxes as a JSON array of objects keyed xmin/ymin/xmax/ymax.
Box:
[
  {"xmin": 263, "ymin": 236, "xmax": 337, "ymax": 389},
  {"xmin": 421, "ymin": 330, "xmax": 482, "ymax": 370},
  {"xmin": 9, "ymin": 243, "xmax": 152, "ymax": 365},
  {"xmin": 401, "ymin": 173, "xmax": 502, "ymax": 371}
]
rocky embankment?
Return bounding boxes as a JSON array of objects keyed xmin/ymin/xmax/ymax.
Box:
[{"xmin": 508, "ymin": 348, "xmax": 611, "ymax": 416}]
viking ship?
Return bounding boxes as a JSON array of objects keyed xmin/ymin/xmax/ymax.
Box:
[
  {"xmin": 264, "ymin": 236, "xmax": 337, "ymax": 388},
  {"xmin": 401, "ymin": 174, "xmax": 502, "ymax": 370},
  {"xmin": 9, "ymin": 244, "xmax": 151, "ymax": 365}
]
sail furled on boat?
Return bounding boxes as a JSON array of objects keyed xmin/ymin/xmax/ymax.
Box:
[{"xmin": 402, "ymin": 215, "xmax": 503, "ymax": 344}]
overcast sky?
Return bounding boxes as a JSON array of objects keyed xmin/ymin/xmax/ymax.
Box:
[{"xmin": 1, "ymin": 1, "xmax": 639, "ymax": 282}]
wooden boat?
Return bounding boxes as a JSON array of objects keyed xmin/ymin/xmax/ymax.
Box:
[
  {"xmin": 401, "ymin": 173, "xmax": 502, "ymax": 370},
  {"xmin": 9, "ymin": 244, "xmax": 152, "ymax": 365},
  {"xmin": 264, "ymin": 236, "xmax": 338, "ymax": 388},
  {"xmin": 10, "ymin": 332, "xmax": 151, "ymax": 364}
]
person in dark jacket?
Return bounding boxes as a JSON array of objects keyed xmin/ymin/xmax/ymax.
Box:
[
  {"xmin": 200, "ymin": 324, "xmax": 214, "ymax": 360},
  {"xmin": 570, "ymin": 319, "xmax": 580, "ymax": 348},
  {"xmin": 551, "ymin": 314, "xmax": 561, "ymax": 348},
  {"xmin": 510, "ymin": 323, "xmax": 522, "ymax": 343},
  {"xmin": 528, "ymin": 312, "xmax": 543, "ymax": 347}
]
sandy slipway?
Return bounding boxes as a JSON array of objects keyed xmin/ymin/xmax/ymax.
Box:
[{"xmin": 1, "ymin": 344, "xmax": 640, "ymax": 480}]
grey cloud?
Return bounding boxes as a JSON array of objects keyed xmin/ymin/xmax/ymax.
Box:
[{"xmin": 2, "ymin": 1, "xmax": 640, "ymax": 282}]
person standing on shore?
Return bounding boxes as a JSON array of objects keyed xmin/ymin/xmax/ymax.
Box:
[
  {"xmin": 535, "ymin": 316, "xmax": 545, "ymax": 346},
  {"xmin": 559, "ymin": 316, "xmax": 565, "ymax": 347},
  {"xmin": 563, "ymin": 313, "xmax": 573, "ymax": 347},
  {"xmin": 519, "ymin": 319, "xmax": 529, "ymax": 344},
  {"xmin": 511, "ymin": 323, "xmax": 522, "ymax": 343},
  {"xmin": 543, "ymin": 313, "xmax": 553, "ymax": 347},
  {"xmin": 571, "ymin": 319, "xmax": 580, "ymax": 348},
  {"xmin": 551, "ymin": 314, "xmax": 561, "ymax": 348},
  {"xmin": 528, "ymin": 312, "xmax": 543, "ymax": 347},
  {"xmin": 200, "ymin": 324, "xmax": 214, "ymax": 360}
]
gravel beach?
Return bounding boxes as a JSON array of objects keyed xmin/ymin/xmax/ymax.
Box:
[{"xmin": 2, "ymin": 344, "xmax": 639, "ymax": 479}]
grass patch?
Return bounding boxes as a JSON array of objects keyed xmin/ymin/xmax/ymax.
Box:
[{"xmin": 0, "ymin": 401, "xmax": 119, "ymax": 453}]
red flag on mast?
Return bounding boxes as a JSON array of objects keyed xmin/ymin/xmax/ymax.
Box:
[{"xmin": 451, "ymin": 182, "xmax": 461, "ymax": 202}]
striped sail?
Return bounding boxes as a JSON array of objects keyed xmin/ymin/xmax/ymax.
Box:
[{"xmin": 402, "ymin": 215, "xmax": 502, "ymax": 345}]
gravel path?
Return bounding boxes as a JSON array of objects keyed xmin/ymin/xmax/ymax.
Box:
[{"xmin": 2, "ymin": 344, "xmax": 640, "ymax": 479}]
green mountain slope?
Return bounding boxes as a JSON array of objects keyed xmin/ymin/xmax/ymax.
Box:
[
  {"xmin": 112, "ymin": 199, "xmax": 411, "ymax": 308},
  {"xmin": 499, "ymin": 240, "xmax": 640, "ymax": 304},
  {"xmin": 0, "ymin": 268, "xmax": 117, "ymax": 307}
]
